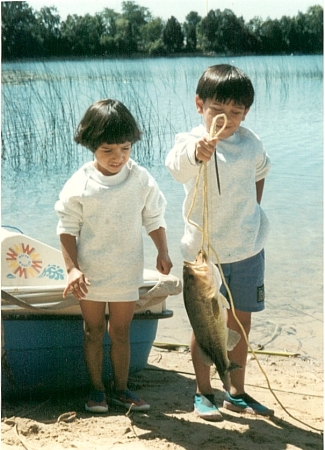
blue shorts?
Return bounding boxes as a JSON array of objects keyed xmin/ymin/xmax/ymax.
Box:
[{"xmin": 219, "ymin": 250, "xmax": 265, "ymax": 313}]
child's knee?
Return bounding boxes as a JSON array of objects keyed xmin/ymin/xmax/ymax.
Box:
[
  {"xmin": 84, "ymin": 322, "xmax": 106, "ymax": 342},
  {"xmin": 109, "ymin": 324, "xmax": 130, "ymax": 344},
  {"xmin": 228, "ymin": 310, "xmax": 251, "ymax": 334}
]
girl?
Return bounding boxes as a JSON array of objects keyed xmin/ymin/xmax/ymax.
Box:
[{"xmin": 56, "ymin": 99, "xmax": 172, "ymax": 413}]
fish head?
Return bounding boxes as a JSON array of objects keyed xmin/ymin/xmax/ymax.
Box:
[
  {"xmin": 183, "ymin": 250, "xmax": 219, "ymax": 300},
  {"xmin": 193, "ymin": 250, "xmax": 206, "ymax": 265}
]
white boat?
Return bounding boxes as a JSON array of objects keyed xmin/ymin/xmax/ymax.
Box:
[{"xmin": 1, "ymin": 228, "xmax": 182, "ymax": 396}]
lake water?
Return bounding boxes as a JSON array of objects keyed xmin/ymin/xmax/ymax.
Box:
[{"xmin": 1, "ymin": 55, "xmax": 323, "ymax": 359}]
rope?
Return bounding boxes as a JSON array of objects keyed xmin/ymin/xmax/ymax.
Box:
[
  {"xmin": 152, "ymin": 341, "xmax": 300, "ymax": 357},
  {"xmin": 1, "ymin": 289, "xmax": 78, "ymax": 313},
  {"xmin": 185, "ymin": 114, "xmax": 323, "ymax": 433},
  {"xmin": 186, "ymin": 113, "xmax": 227, "ymax": 245},
  {"xmin": 14, "ymin": 412, "xmax": 77, "ymax": 450}
]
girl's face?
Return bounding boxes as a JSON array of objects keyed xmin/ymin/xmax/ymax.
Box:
[
  {"xmin": 195, "ymin": 95, "xmax": 249, "ymax": 139},
  {"xmin": 93, "ymin": 142, "xmax": 132, "ymax": 176}
]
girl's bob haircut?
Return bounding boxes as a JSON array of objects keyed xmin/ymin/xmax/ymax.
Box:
[
  {"xmin": 196, "ymin": 64, "xmax": 254, "ymax": 109},
  {"xmin": 74, "ymin": 99, "xmax": 142, "ymax": 152}
]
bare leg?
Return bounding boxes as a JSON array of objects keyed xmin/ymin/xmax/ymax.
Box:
[
  {"xmin": 108, "ymin": 301, "xmax": 136, "ymax": 392},
  {"xmin": 227, "ymin": 308, "xmax": 251, "ymax": 396},
  {"xmin": 79, "ymin": 300, "xmax": 107, "ymax": 391},
  {"xmin": 190, "ymin": 331, "xmax": 214, "ymax": 395}
]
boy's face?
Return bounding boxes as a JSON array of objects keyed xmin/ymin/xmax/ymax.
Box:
[
  {"xmin": 196, "ymin": 96, "xmax": 249, "ymax": 139},
  {"xmin": 93, "ymin": 141, "xmax": 131, "ymax": 176}
]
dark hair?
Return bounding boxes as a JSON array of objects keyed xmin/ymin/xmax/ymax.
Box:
[
  {"xmin": 74, "ymin": 99, "xmax": 142, "ymax": 152},
  {"xmin": 196, "ymin": 64, "xmax": 254, "ymax": 108}
]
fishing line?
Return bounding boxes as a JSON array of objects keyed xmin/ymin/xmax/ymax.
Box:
[{"xmin": 186, "ymin": 114, "xmax": 322, "ymax": 434}]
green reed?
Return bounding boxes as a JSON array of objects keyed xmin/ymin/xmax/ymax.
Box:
[
  {"xmin": 1, "ymin": 60, "xmax": 179, "ymax": 172},
  {"xmin": 1, "ymin": 56, "xmax": 322, "ymax": 173}
]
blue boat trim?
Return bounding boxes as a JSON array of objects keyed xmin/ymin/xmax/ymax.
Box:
[{"xmin": 1, "ymin": 310, "xmax": 173, "ymax": 321}]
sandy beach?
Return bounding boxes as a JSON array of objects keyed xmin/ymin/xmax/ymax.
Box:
[
  {"xmin": 1, "ymin": 345, "xmax": 323, "ymax": 450},
  {"xmin": 2, "ymin": 273, "xmax": 323, "ymax": 450}
]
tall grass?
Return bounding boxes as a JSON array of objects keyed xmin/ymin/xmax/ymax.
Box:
[
  {"xmin": 1, "ymin": 55, "xmax": 322, "ymax": 173},
  {"xmin": 1, "ymin": 60, "xmax": 181, "ymax": 172}
]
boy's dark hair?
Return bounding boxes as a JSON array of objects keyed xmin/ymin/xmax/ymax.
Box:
[
  {"xmin": 74, "ymin": 99, "xmax": 141, "ymax": 152},
  {"xmin": 196, "ymin": 64, "xmax": 254, "ymax": 108}
]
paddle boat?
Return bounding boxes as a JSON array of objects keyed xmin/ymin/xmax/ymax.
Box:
[{"xmin": 1, "ymin": 227, "xmax": 182, "ymax": 397}]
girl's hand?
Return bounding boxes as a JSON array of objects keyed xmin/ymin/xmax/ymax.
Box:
[
  {"xmin": 63, "ymin": 267, "xmax": 91, "ymax": 300},
  {"xmin": 195, "ymin": 136, "xmax": 218, "ymax": 162},
  {"xmin": 156, "ymin": 252, "xmax": 173, "ymax": 275},
  {"xmin": 149, "ymin": 227, "xmax": 172, "ymax": 275}
]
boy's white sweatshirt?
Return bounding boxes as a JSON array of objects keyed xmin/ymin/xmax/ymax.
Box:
[{"xmin": 165, "ymin": 124, "xmax": 271, "ymax": 264}]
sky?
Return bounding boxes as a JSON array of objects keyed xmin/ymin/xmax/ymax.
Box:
[{"xmin": 26, "ymin": 0, "xmax": 321, "ymax": 22}]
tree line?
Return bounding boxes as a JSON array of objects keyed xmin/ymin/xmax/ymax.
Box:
[{"xmin": 1, "ymin": 1, "xmax": 323, "ymax": 60}]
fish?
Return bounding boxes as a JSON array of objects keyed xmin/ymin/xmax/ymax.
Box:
[{"xmin": 183, "ymin": 250, "xmax": 241, "ymax": 392}]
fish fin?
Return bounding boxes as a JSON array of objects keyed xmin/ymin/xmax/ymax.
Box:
[
  {"xmin": 220, "ymin": 293, "xmax": 230, "ymax": 309},
  {"xmin": 227, "ymin": 328, "xmax": 241, "ymax": 351},
  {"xmin": 212, "ymin": 264, "xmax": 222, "ymax": 290},
  {"xmin": 212, "ymin": 293, "xmax": 229, "ymax": 319},
  {"xmin": 227, "ymin": 361, "xmax": 242, "ymax": 372},
  {"xmin": 197, "ymin": 346, "xmax": 213, "ymax": 366}
]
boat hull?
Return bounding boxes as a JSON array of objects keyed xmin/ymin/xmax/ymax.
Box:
[{"xmin": 2, "ymin": 311, "xmax": 172, "ymax": 397}]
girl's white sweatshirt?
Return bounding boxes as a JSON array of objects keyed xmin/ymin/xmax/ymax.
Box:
[{"xmin": 55, "ymin": 159, "xmax": 166, "ymax": 302}]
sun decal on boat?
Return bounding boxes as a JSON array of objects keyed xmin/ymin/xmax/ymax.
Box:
[{"xmin": 5, "ymin": 243, "xmax": 42, "ymax": 279}]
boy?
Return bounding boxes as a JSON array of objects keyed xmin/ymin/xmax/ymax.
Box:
[{"xmin": 165, "ymin": 64, "xmax": 273, "ymax": 421}]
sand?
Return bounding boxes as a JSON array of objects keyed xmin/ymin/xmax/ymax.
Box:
[{"xmin": 1, "ymin": 342, "xmax": 323, "ymax": 450}]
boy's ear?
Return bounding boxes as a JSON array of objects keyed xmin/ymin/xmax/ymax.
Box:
[{"xmin": 195, "ymin": 95, "xmax": 204, "ymax": 114}]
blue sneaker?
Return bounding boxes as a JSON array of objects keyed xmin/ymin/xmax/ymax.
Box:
[
  {"xmin": 85, "ymin": 390, "xmax": 108, "ymax": 413},
  {"xmin": 223, "ymin": 392, "xmax": 274, "ymax": 416},
  {"xmin": 110, "ymin": 389, "xmax": 150, "ymax": 411},
  {"xmin": 194, "ymin": 394, "xmax": 223, "ymax": 422}
]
